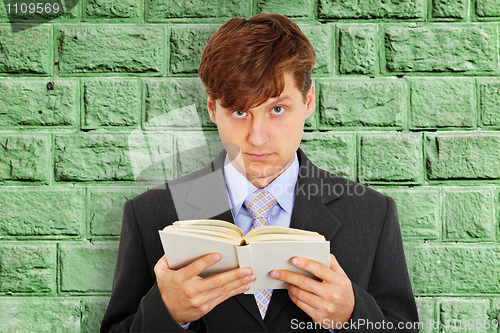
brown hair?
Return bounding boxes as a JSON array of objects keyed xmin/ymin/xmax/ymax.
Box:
[{"xmin": 198, "ymin": 13, "xmax": 316, "ymax": 112}]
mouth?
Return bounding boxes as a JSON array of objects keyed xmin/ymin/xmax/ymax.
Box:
[{"xmin": 245, "ymin": 153, "xmax": 274, "ymax": 162}]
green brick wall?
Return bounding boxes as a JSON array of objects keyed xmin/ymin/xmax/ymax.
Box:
[{"xmin": 0, "ymin": 0, "xmax": 499, "ymax": 331}]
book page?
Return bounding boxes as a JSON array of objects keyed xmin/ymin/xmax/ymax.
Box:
[
  {"xmin": 243, "ymin": 241, "xmax": 330, "ymax": 293},
  {"xmin": 164, "ymin": 227, "xmax": 241, "ymax": 243},
  {"xmin": 246, "ymin": 233, "xmax": 325, "ymax": 242},
  {"xmin": 173, "ymin": 219, "xmax": 244, "ymax": 238},
  {"xmin": 159, "ymin": 231, "xmax": 240, "ymax": 277},
  {"xmin": 245, "ymin": 225, "xmax": 325, "ymax": 242}
]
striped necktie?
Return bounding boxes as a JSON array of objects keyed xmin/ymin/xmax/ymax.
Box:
[{"xmin": 244, "ymin": 189, "xmax": 278, "ymax": 319}]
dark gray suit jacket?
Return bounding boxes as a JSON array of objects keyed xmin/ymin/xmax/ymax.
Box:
[{"xmin": 101, "ymin": 149, "xmax": 418, "ymax": 332}]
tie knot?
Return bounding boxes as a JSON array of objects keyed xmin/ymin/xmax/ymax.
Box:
[{"xmin": 244, "ymin": 189, "xmax": 277, "ymax": 224}]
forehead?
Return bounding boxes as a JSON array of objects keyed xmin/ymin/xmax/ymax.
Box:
[
  {"xmin": 251, "ymin": 74, "xmax": 303, "ymax": 108},
  {"xmin": 255, "ymin": 76, "xmax": 301, "ymax": 104}
]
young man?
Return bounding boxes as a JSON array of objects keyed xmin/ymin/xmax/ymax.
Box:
[{"xmin": 101, "ymin": 14, "xmax": 418, "ymax": 332}]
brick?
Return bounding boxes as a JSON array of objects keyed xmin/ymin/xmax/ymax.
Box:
[
  {"xmin": 257, "ymin": 0, "xmax": 314, "ymax": 18},
  {"xmin": 300, "ymin": 132, "xmax": 355, "ymax": 180},
  {"xmin": 144, "ymin": 79, "xmax": 214, "ymax": 128},
  {"xmin": 57, "ymin": 26, "xmax": 162, "ymax": 74},
  {"xmin": 0, "ymin": 298, "xmax": 81, "ymax": 332},
  {"xmin": 147, "ymin": 0, "xmax": 250, "ymax": 21},
  {"xmin": 176, "ymin": 132, "xmax": 223, "ymax": 177},
  {"xmin": 82, "ymin": 297, "xmax": 111, "ymax": 333},
  {"xmin": 83, "ymin": 79, "xmax": 140, "ymax": 129},
  {"xmin": 0, "ymin": 25, "xmax": 52, "ymax": 74},
  {"xmin": 127, "ymin": 131, "xmax": 174, "ymax": 185},
  {"xmin": 479, "ymin": 79, "xmax": 500, "ymax": 126},
  {"xmin": 415, "ymin": 297, "xmax": 434, "ymax": 333},
  {"xmin": 0, "ymin": 243, "xmax": 56, "ymax": 294},
  {"xmin": 0, "ymin": 79, "xmax": 77, "ymax": 127},
  {"xmin": 497, "ymin": 189, "xmax": 500, "ymax": 241},
  {"xmin": 54, "ymin": 133, "xmax": 135, "ymax": 181},
  {"xmin": 376, "ymin": 188, "xmax": 440, "ymax": 239},
  {"xmin": 438, "ymin": 298, "xmax": 490, "ymax": 332},
  {"xmin": 433, "ymin": 0, "xmax": 467, "ymax": 19},
  {"xmin": 318, "ymin": 0, "xmax": 425, "ymax": 19},
  {"xmin": 360, "ymin": 133, "xmax": 423, "ymax": 184},
  {"xmin": 301, "ymin": 25, "xmax": 334, "ymax": 76},
  {"xmin": 0, "ymin": 188, "xmax": 84, "ymax": 237},
  {"xmin": 319, "ymin": 79, "xmax": 404, "ymax": 128},
  {"xmin": 84, "ymin": 0, "xmax": 142, "ymax": 20},
  {"xmin": 443, "ymin": 188, "xmax": 494, "ymax": 241},
  {"xmin": 60, "ymin": 241, "xmax": 118, "ymax": 293},
  {"xmin": 339, "ymin": 25, "xmax": 377, "ymax": 75},
  {"xmin": 410, "ymin": 78, "xmax": 475, "ymax": 128},
  {"xmin": 169, "ymin": 25, "xmax": 218, "ymax": 74},
  {"xmin": 425, "ymin": 133, "xmax": 500, "ymax": 180},
  {"xmin": 0, "ymin": 134, "xmax": 50, "ymax": 182},
  {"xmin": 412, "ymin": 244, "xmax": 500, "ymax": 294},
  {"xmin": 476, "ymin": 0, "xmax": 500, "ymax": 17},
  {"xmin": 385, "ymin": 25, "xmax": 498, "ymax": 73},
  {"xmin": 89, "ymin": 186, "xmax": 146, "ymax": 236}
]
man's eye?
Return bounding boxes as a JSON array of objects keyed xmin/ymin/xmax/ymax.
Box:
[
  {"xmin": 233, "ymin": 110, "xmax": 246, "ymax": 118},
  {"xmin": 272, "ymin": 106, "xmax": 284, "ymax": 114}
]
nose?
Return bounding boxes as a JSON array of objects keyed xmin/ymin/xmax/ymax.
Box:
[{"xmin": 247, "ymin": 114, "xmax": 270, "ymax": 147}]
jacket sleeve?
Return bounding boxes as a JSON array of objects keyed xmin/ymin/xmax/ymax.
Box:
[
  {"xmin": 100, "ymin": 199, "xmax": 207, "ymax": 333},
  {"xmin": 346, "ymin": 196, "xmax": 419, "ymax": 332}
]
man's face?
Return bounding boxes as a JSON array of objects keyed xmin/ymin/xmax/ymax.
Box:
[{"xmin": 207, "ymin": 72, "xmax": 315, "ymax": 188}]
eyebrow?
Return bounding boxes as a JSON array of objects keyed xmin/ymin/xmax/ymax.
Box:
[{"xmin": 226, "ymin": 95, "xmax": 294, "ymax": 113}]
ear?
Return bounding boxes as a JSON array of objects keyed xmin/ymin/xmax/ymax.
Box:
[
  {"xmin": 305, "ymin": 83, "xmax": 315, "ymax": 119},
  {"xmin": 207, "ymin": 95, "xmax": 217, "ymax": 124}
]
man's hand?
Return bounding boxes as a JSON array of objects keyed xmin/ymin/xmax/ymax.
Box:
[
  {"xmin": 270, "ymin": 254, "xmax": 354, "ymax": 330},
  {"xmin": 154, "ymin": 253, "xmax": 256, "ymax": 326}
]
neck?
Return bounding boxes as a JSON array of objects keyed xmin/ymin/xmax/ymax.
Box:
[{"xmin": 233, "ymin": 156, "xmax": 296, "ymax": 189}]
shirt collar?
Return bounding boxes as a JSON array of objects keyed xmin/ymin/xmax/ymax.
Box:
[{"xmin": 224, "ymin": 153, "xmax": 299, "ymax": 218}]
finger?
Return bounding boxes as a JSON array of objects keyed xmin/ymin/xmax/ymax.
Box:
[
  {"xmin": 329, "ymin": 254, "xmax": 346, "ymax": 275},
  {"xmin": 290, "ymin": 256, "xmax": 334, "ymax": 282},
  {"xmin": 287, "ymin": 283, "xmax": 322, "ymax": 310},
  {"xmin": 287, "ymin": 285, "xmax": 320, "ymax": 319},
  {"xmin": 203, "ymin": 280, "xmax": 254, "ymax": 312},
  {"xmin": 271, "ymin": 269, "xmax": 322, "ymax": 295},
  {"xmin": 203, "ymin": 270, "xmax": 256, "ymax": 301},
  {"xmin": 199, "ymin": 266, "xmax": 254, "ymax": 292},
  {"xmin": 181, "ymin": 253, "xmax": 222, "ymax": 279},
  {"xmin": 154, "ymin": 255, "xmax": 171, "ymax": 273}
]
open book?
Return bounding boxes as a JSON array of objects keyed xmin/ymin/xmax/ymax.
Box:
[{"xmin": 159, "ymin": 219, "xmax": 330, "ymax": 294}]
